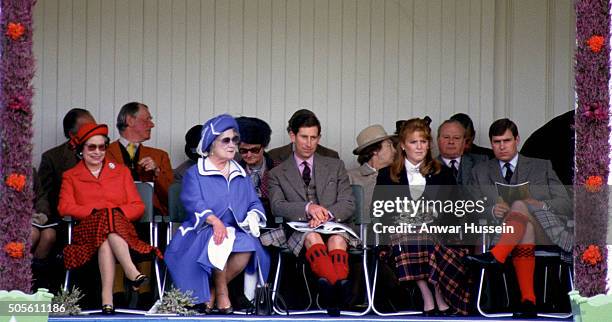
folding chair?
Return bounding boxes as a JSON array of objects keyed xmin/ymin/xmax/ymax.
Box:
[
  {"xmin": 475, "ymin": 218, "xmax": 574, "ymax": 319},
  {"xmin": 271, "ymin": 184, "xmax": 372, "ymax": 316},
  {"xmin": 62, "ymin": 182, "xmax": 161, "ymax": 314}
]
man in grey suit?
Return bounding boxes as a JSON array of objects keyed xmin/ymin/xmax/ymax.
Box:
[
  {"xmin": 465, "ymin": 118, "xmax": 573, "ymax": 319},
  {"xmin": 267, "ymin": 109, "xmax": 340, "ymax": 162},
  {"xmin": 268, "ymin": 111, "xmax": 354, "ymax": 315},
  {"xmin": 436, "ymin": 119, "xmax": 487, "ymax": 185}
]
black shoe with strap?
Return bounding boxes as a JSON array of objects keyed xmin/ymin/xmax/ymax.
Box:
[
  {"xmin": 101, "ymin": 304, "xmax": 115, "ymax": 315},
  {"xmin": 127, "ymin": 274, "xmax": 149, "ymax": 290},
  {"xmin": 512, "ymin": 300, "xmax": 537, "ymax": 319}
]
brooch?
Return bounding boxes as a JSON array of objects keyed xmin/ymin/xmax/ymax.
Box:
[{"xmin": 108, "ymin": 162, "xmax": 116, "ymax": 169}]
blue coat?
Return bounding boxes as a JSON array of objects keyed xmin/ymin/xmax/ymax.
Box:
[{"xmin": 165, "ymin": 158, "xmax": 270, "ymax": 303}]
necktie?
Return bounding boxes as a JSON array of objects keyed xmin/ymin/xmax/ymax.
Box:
[
  {"xmin": 504, "ymin": 163, "xmax": 513, "ymax": 183},
  {"xmin": 250, "ymin": 170, "xmax": 262, "ymax": 197},
  {"xmin": 449, "ymin": 160, "xmax": 459, "ymax": 178},
  {"xmin": 127, "ymin": 143, "xmax": 136, "ymax": 160},
  {"xmin": 302, "ymin": 161, "xmax": 311, "ymax": 187}
]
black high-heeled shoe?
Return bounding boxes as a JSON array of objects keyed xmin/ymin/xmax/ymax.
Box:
[
  {"xmin": 101, "ymin": 304, "xmax": 115, "ymax": 315},
  {"xmin": 193, "ymin": 303, "xmax": 213, "ymax": 314},
  {"xmin": 127, "ymin": 274, "xmax": 149, "ymax": 290},
  {"xmin": 216, "ymin": 306, "xmax": 234, "ymax": 315}
]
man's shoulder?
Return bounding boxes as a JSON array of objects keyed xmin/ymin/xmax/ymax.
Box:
[
  {"xmin": 316, "ymin": 144, "xmax": 340, "ymax": 159},
  {"xmin": 140, "ymin": 144, "xmax": 171, "ymax": 160},
  {"xmin": 42, "ymin": 142, "xmax": 69, "ymax": 160},
  {"xmin": 472, "ymin": 157, "xmax": 497, "ymax": 173}
]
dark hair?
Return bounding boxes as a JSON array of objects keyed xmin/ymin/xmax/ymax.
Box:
[
  {"xmin": 357, "ymin": 141, "xmax": 383, "ymax": 165},
  {"xmin": 390, "ymin": 118, "xmax": 440, "ymax": 183},
  {"xmin": 436, "ymin": 119, "xmax": 466, "ymax": 139},
  {"xmin": 288, "ymin": 111, "xmax": 321, "ymax": 136},
  {"xmin": 488, "ymin": 118, "xmax": 519, "ymax": 140},
  {"xmin": 117, "ymin": 102, "xmax": 146, "ymax": 133},
  {"xmin": 184, "ymin": 125, "xmax": 203, "ymax": 161},
  {"xmin": 450, "ymin": 113, "xmax": 475, "ymax": 139},
  {"xmin": 287, "ymin": 109, "xmax": 316, "ymax": 133},
  {"xmin": 236, "ymin": 116, "xmax": 272, "ymax": 147},
  {"xmin": 63, "ymin": 108, "xmax": 93, "ymax": 139}
]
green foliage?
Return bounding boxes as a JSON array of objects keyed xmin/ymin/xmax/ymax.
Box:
[
  {"xmin": 50, "ymin": 287, "xmax": 83, "ymax": 316},
  {"xmin": 155, "ymin": 287, "xmax": 198, "ymax": 316}
]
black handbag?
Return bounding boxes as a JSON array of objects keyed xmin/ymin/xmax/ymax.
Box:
[{"xmin": 254, "ymin": 283, "xmax": 272, "ymax": 315}]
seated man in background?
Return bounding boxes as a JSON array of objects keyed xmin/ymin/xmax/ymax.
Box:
[
  {"xmin": 465, "ymin": 118, "xmax": 573, "ymax": 319},
  {"xmin": 36, "ymin": 108, "xmax": 95, "ymax": 292},
  {"xmin": 268, "ymin": 111, "xmax": 356, "ymax": 316},
  {"xmin": 105, "ymin": 102, "xmax": 173, "ymax": 307},
  {"xmin": 268, "ymin": 109, "xmax": 340, "ymax": 162},
  {"xmin": 436, "ymin": 119, "xmax": 487, "ymax": 185},
  {"xmin": 450, "ymin": 113, "xmax": 494, "ymax": 159}
]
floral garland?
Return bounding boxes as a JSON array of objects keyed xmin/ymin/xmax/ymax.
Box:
[
  {"xmin": 0, "ymin": 0, "xmax": 36, "ymax": 291},
  {"xmin": 574, "ymin": 0, "xmax": 610, "ymax": 297}
]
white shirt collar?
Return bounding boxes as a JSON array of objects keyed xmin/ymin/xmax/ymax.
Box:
[
  {"xmin": 441, "ymin": 156, "xmax": 461, "ymax": 168},
  {"xmin": 119, "ymin": 136, "xmax": 140, "ymax": 148},
  {"xmin": 404, "ymin": 158, "xmax": 422, "ymax": 173},
  {"xmin": 498, "ymin": 153, "xmax": 519, "ymax": 171},
  {"xmin": 198, "ymin": 157, "xmax": 246, "ymax": 181}
]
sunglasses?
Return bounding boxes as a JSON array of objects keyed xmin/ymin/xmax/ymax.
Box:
[
  {"xmin": 85, "ymin": 143, "xmax": 108, "ymax": 152},
  {"xmin": 239, "ymin": 146, "xmax": 262, "ymax": 154},
  {"xmin": 219, "ymin": 135, "xmax": 240, "ymax": 146}
]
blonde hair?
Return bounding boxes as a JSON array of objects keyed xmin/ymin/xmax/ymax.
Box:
[{"xmin": 390, "ymin": 118, "xmax": 441, "ymax": 183}]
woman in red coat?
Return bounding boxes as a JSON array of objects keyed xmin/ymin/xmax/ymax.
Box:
[{"xmin": 58, "ymin": 123, "xmax": 161, "ymax": 314}]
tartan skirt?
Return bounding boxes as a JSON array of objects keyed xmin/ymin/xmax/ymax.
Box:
[
  {"xmin": 64, "ymin": 208, "xmax": 163, "ymax": 269},
  {"xmin": 390, "ymin": 234, "xmax": 472, "ymax": 315}
]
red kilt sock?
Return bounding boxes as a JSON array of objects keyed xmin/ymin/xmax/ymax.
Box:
[
  {"xmin": 512, "ymin": 244, "xmax": 536, "ymax": 304},
  {"xmin": 490, "ymin": 212, "xmax": 528, "ymax": 263},
  {"xmin": 306, "ymin": 243, "xmax": 338, "ymax": 285},
  {"xmin": 329, "ymin": 249, "xmax": 349, "ymax": 281}
]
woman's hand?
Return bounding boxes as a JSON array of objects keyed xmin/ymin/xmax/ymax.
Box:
[{"xmin": 211, "ymin": 219, "xmax": 228, "ymax": 245}]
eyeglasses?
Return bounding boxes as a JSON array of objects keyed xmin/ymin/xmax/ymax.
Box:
[
  {"xmin": 219, "ymin": 135, "xmax": 240, "ymax": 146},
  {"xmin": 239, "ymin": 146, "xmax": 262, "ymax": 154},
  {"xmin": 85, "ymin": 143, "xmax": 107, "ymax": 152}
]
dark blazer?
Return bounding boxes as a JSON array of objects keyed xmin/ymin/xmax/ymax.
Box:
[
  {"xmin": 267, "ymin": 143, "xmax": 340, "ymax": 162},
  {"xmin": 239, "ymin": 153, "xmax": 280, "ymax": 224},
  {"xmin": 37, "ymin": 142, "xmax": 80, "ymax": 222},
  {"xmin": 436, "ymin": 153, "xmax": 487, "ymax": 185},
  {"xmin": 106, "ymin": 141, "xmax": 174, "ymax": 215},
  {"xmin": 268, "ymin": 153, "xmax": 355, "ymax": 223},
  {"xmin": 469, "ymin": 154, "xmax": 572, "ymax": 218}
]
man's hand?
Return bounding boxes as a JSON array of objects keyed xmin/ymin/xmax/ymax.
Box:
[
  {"xmin": 307, "ymin": 203, "xmax": 330, "ymax": 224},
  {"xmin": 138, "ymin": 157, "xmax": 159, "ymax": 175},
  {"xmin": 493, "ymin": 201, "xmax": 510, "ymax": 218},
  {"xmin": 523, "ymin": 198, "xmax": 543, "ymax": 208}
]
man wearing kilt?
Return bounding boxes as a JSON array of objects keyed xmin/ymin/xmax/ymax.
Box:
[{"xmin": 268, "ymin": 111, "xmax": 356, "ymax": 316}]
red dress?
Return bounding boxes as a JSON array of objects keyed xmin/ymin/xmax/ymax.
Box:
[{"xmin": 58, "ymin": 160, "xmax": 162, "ymax": 269}]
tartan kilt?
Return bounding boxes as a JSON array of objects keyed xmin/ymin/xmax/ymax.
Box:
[
  {"xmin": 428, "ymin": 245, "xmax": 472, "ymax": 315},
  {"xmin": 390, "ymin": 233, "xmax": 434, "ymax": 281},
  {"xmin": 64, "ymin": 208, "xmax": 163, "ymax": 269}
]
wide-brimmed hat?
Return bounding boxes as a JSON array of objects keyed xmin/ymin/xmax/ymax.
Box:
[
  {"xmin": 353, "ymin": 124, "xmax": 394, "ymax": 155},
  {"xmin": 70, "ymin": 123, "xmax": 108, "ymax": 148}
]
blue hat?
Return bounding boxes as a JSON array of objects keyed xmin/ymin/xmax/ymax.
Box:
[{"xmin": 197, "ymin": 114, "xmax": 239, "ymax": 156}]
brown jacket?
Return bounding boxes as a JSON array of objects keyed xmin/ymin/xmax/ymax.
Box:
[
  {"xmin": 267, "ymin": 143, "xmax": 339, "ymax": 162},
  {"xmin": 106, "ymin": 141, "xmax": 173, "ymax": 215}
]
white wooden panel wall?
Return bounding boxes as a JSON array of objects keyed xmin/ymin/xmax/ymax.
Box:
[{"xmin": 32, "ymin": 0, "xmax": 575, "ymax": 169}]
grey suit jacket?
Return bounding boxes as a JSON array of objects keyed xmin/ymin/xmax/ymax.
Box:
[
  {"xmin": 268, "ymin": 153, "xmax": 355, "ymax": 222},
  {"xmin": 437, "ymin": 153, "xmax": 487, "ymax": 185},
  {"xmin": 469, "ymin": 154, "xmax": 572, "ymax": 219},
  {"xmin": 267, "ymin": 143, "xmax": 340, "ymax": 162}
]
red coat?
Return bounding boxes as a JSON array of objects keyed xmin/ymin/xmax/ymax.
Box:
[{"xmin": 58, "ymin": 160, "xmax": 144, "ymax": 221}]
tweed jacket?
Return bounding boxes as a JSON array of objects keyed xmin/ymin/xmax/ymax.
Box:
[
  {"xmin": 347, "ymin": 163, "xmax": 377, "ymax": 219},
  {"xmin": 437, "ymin": 153, "xmax": 487, "ymax": 185},
  {"xmin": 469, "ymin": 154, "xmax": 573, "ymax": 252},
  {"xmin": 37, "ymin": 142, "xmax": 80, "ymax": 222},
  {"xmin": 106, "ymin": 141, "xmax": 173, "ymax": 215},
  {"xmin": 268, "ymin": 153, "xmax": 355, "ymax": 223},
  {"xmin": 267, "ymin": 143, "xmax": 340, "ymax": 162}
]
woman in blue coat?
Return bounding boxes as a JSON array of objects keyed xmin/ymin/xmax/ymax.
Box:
[{"xmin": 165, "ymin": 114, "xmax": 270, "ymax": 314}]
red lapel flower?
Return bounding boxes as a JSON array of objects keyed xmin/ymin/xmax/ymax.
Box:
[
  {"xmin": 5, "ymin": 173, "xmax": 26, "ymax": 192},
  {"xmin": 4, "ymin": 242, "xmax": 24, "ymax": 258},
  {"xmin": 585, "ymin": 175, "xmax": 604, "ymax": 193},
  {"xmin": 581, "ymin": 245, "xmax": 603, "ymax": 265},
  {"xmin": 6, "ymin": 22, "xmax": 25, "ymax": 40},
  {"xmin": 587, "ymin": 35, "xmax": 605, "ymax": 53}
]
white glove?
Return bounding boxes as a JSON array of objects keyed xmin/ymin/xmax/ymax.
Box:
[{"xmin": 240, "ymin": 211, "xmax": 262, "ymax": 237}]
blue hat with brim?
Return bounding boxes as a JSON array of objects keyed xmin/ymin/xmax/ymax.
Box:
[{"xmin": 196, "ymin": 114, "xmax": 239, "ymax": 156}]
